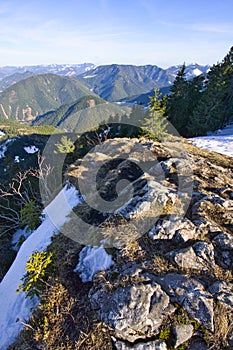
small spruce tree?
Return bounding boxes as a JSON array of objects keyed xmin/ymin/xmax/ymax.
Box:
[
  {"xmin": 20, "ymin": 201, "xmax": 44, "ymax": 232},
  {"xmin": 54, "ymin": 135, "xmax": 75, "ymax": 154},
  {"xmin": 17, "ymin": 251, "xmax": 53, "ymax": 298},
  {"xmin": 141, "ymin": 88, "xmax": 168, "ymax": 140}
]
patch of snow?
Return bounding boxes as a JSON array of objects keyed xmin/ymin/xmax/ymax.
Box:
[
  {"xmin": 190, "ymin": 124, "xmax": 233, "ymax": 157},
  {"xmin": 23, "ymin": 145, "xmax": 39, "ymax": 154},
  {"xmin": 0, "ymin": 138, "xmax": 15, "ymax": 159},
  {"xmin": 14, "ymin": 155, "xmax": 20, "ymax": 163},
  {"xmin": 0, "ymin": 131, "xmax": 5, "ymax": 138},
  {"xmin": 103, "ymin": 127, "xmax": 111, "ymax": 134},
  {"xmin": 0, "ymin": 185, "xmax": 81, "ymax": 350},
  {"xmin": 74, "ymin": 245, "xmax": 114, "ymax": 283},
  {"xmin": 85, "ymin": 65, "xmax": 96, "ymax": 71},
  {"xmin": 83, "ymin": 74, "xmax": 97, "ymax": 79},
  {"xmin": 193, "ymin": 68, "xmax": 203, "ymax": 76}
]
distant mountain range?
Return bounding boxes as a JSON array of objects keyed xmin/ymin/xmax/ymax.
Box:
[
  {"xmin": 0, "ymin": 74, "xmax": 92, "ymax": 121},
  {"xmin": 0, "ymin": 63, "xmax": 95, "ymax": 79},
  {"xmin": 79, "ymin": 63, "xmax": 209, "ymax": 102},
  {"xmin": 0, "ymin": 62, "xmax": 210, "ymax": 125},
  {"xmin": 0, "ymin": 63, "xmax": 95, "ymax": 91}
]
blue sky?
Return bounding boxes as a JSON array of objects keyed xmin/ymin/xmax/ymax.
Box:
[{"xmin": 0, "ymin": 0, "xmax": 232, "ymax": 67}]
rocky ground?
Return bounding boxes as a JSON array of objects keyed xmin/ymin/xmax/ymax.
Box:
[{"xmin": 10, "ymin": 137, "xmax": 233, "ymax": 350}]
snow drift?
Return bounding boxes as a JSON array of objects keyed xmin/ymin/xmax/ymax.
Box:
[{"xmin": 0, "ymin": 185, "xmax": 81, "ymax": 350}]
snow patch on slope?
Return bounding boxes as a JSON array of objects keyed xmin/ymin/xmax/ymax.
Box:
[
  {"xmin": 190, "ymin": 124, "xmax": 233, "ymax": 157},
  {"xmin": 74, "ymin": 246, "xmax": 114, "ymax": 282},
  {"xmin": 0, "ymin": 131, "xmax": 5, "ymax": 138},
  {"xmin": 0, "ymin": 138, "xmax": 15, "ymax": 159},
  {"xmin": 0, "ymin": 185, "xmax": 81, "ymax": 350},
  {"xmin": 24, "ymin": 145, "xmax": 39, "ymax": 154}
]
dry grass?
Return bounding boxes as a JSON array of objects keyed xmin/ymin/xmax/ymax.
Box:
[
  {"xmin": 185, "ymin": 141, "xmax": 233, "ymax": 170},
  {"xmin": 9, "ymin": 233, "xmax": 114, "ymax": 350},
  {"xmin": 204, "ymin": 303, "xmax": 233, "ymax": 350}
]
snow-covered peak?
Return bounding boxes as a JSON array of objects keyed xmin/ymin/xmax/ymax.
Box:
[{"xmin": 192, "ymin": 68, "xmax": 203, "ymax": 76}]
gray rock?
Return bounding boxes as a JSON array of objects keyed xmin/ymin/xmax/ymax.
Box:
[
  {"xmin": 149, "ymin": 217, "xmax": 197, "ymax": 242},
  {"xmin": 213, "ymin": 232, "xmax": 233, "ymax": 250},
  {"xmin": 208, "ymin": 281, "xmax": 233, "ymax": 308},
  {"xmin": 167, "ymin": 242, "xmax": 215, "ymax": 271},
  {"xmin": 90, "ymin": 279, "xmax": 176, "ymax": 342},
  {"xmin": 187, "ymin": 338, "xmax": 208, "ymax": 350},
  {"xmin": 159, "ymin": 273, "xmax": 214, "ymax": 331},
  {"xmin": 116, "ymin": 180, "xmax": 178, "ymax": 221},
  {"xmin": 114, "ymin": 339, "xmax": 167, "ymax": 350},
  {"xmin": 213, "ymin": 232, "xmax": 233, "ymax": 268},
  {"xmin": 172, "ymin": 324, "xmax": 194, "ymax": 348}
]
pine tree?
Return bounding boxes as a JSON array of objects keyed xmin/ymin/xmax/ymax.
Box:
[
  {"xmin": 54, "ymin": 135, "xmax": 75, "ymax": 154},
  {"xmin": 141, "ymin": 88, "xmax": 168, "ymax": 140},
  {"xmin": 189, "ymin": 47, "xmax": 233, "ymax": 135},
  {"xmin": 20, "ymin": 201, "xmax": 44, "ymax": 232},
  {"xmin": 17, "ymin": 251, "xmax": 53, "ymax": 298},
  {"xmin": 166, "ymin": 63, "xmax": 190, "ymax": 134}
]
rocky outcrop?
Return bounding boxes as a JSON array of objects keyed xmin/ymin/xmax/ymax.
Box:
[
  {"xmin": 90, "ymin": 268, "xmax": 176, "ymax": 342},
  {"xmin": 67, "ymin": 138, "xmax": 233, "ymax": 349},
  {"xmin": 166, "ymin": 241, "xmax": 215, "ymax": 270},
  {"xmin": 208, "ymin": 281, "xmax": 233, "ymax": 308},
  {"xmin": 159, "ymin": 273, "xmax": 214, "ymax": 331}
]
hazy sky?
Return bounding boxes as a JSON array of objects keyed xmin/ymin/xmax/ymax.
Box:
[{"xmin": 0, "ymin": 0, "xmax": 232, "ymax": 67}]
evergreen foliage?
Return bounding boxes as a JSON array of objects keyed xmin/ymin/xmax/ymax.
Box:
[
  {"xmin": 166, "ymin": 47, "xmax": 233, "ymax": 137},
  {"xmin": 142, "ymin": 88, "xmax": 168, "ymax": 140},
  {"xmin": 20, "ymin": 201, "xmax": 44, "ymax": 232},
  {"xmin": 54, "ymin": 135, "xmax": 75, "ymax": 154},
  {"xmin": 17, "ymin": 251, "xmax": 53, "ymax": 298},
  {"xmin": 189, "ymin": 47, "xmax": 233, "ymax": 135}
]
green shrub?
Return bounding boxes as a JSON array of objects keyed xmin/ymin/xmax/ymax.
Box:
[
  {"xmin": 17, "ymin": 251, "xmax": 53, "ymax": 298},
  {"xmin": 20, "ymin": 201, "xmax": 44, "ymax": 232},
  {"xmin": 54, "ymin": 135, "xmax": 75, "ymax": 154}
]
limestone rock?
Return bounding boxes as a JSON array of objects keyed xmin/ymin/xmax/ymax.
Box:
[
  {"xmin": 208, "ymin": 281, "xmax": 233, "ymax": 308},
  {"xmin": 213, "ymin": 232, "xmax": 233, "ymax": 250},
  {"xmin": 172, "ymin": 324, "xmax": 194, "ymax": 348},
  {"xmin": 90, "ymin": 279, "xmax": 176, "ymax": 342},
  {"xmin": 167, "ymin": 242, "xmax": 215, "ymax": 271},
  {"xmin": 114, "ymin": 339, "xmax": 167, "ymax": 350},
  {"xmin": 115, "ymin": 180, "xmax": 178, "ymax": 220},
  {"xmin": 159, "ymin": 273, "xmax": 214, "ymax": 331},
  {"xmin": 213, "ymin": 232, "xmax": 233, "ymax": 268},
  {"xmin": 149, "ymin": 216, "xmax": 197, "ymax": 242}
]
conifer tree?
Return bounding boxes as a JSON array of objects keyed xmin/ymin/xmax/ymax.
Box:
[
  {"xmin": 141, "ymin": 88, "xmax": 168, "ymax": 140},
  {"xmin": 17, "ymin": 251, "xmax": 53, "ymax": 298},
  {"xmin": 166, "ymin": 63, "xmax": 190, "ymax": 134},
  {"xmin": 189, "ymin": 47, "xmax": 233, "ymax": 135},
  {"xmin": 20, "ymin": 201, "xmax": 44, "ymax": 232},
  {"xmin": 54, "ymin": 135, "xmax": 75, "ymax": 154}
]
